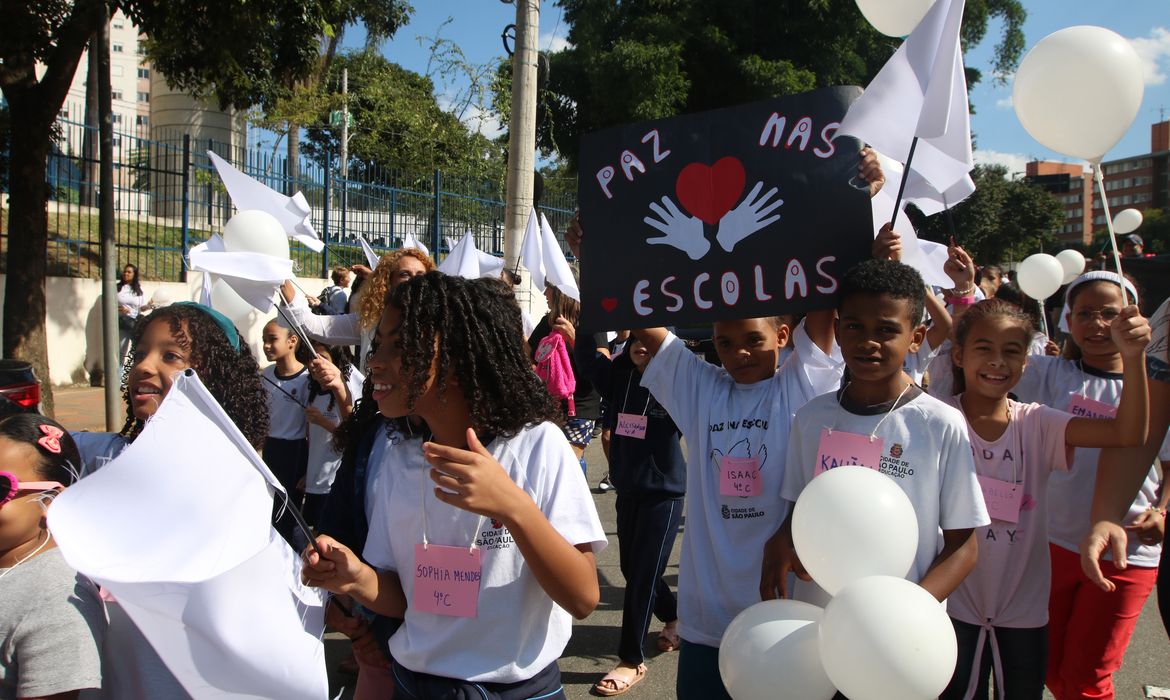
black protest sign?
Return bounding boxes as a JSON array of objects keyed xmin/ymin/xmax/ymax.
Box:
[{"xmin": 578, "ymin": 86, "xmax": 874, "ymax": 330}]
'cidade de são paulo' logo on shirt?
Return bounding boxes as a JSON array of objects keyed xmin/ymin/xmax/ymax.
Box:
[{"xmin": 476, "ymin": 518, "xmax": 514, "ymax": 551}]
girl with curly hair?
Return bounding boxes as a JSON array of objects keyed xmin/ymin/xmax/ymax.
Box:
[
  {"xmin": 305, "ymin": 272, "xmax": 606, "ymax": 699},
  {"xmin": 279, "ymin": 247, "xmax": 435, "ymax": 371},
  {"xmin": 69, "ymin": 301, "xmax": 269, "ymax": 700}
]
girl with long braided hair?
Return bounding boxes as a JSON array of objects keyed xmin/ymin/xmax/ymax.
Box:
[{"xmin": 305, "ymin": 272, "xmax": 605, "ymax": 699}]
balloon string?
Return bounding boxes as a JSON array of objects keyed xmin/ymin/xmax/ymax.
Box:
[
  {"xmin": 890, "ymin": 136, "xmax": 919, "ymax": 229},
  {"xmin": 1093, "ymin": 164, "xmax": 1131, "ymax": 307}
]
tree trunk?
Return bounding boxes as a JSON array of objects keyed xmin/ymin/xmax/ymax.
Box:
[
  {"xmin": 287, "ymin": 123, "xmax": 300, "ymax": 195},
  {"xmin": 3, "ymin": 95, "xmax": 56, "ymax": 416}
]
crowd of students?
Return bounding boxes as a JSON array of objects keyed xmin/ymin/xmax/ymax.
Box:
[{"xmin": 1, "ymin": 151, "xmax": 1167, "ymax": 700}]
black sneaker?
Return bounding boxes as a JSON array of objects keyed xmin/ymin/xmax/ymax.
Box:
[{"xmin": 598, "ymin": 474, "xmax": 614, "ymax": 492}]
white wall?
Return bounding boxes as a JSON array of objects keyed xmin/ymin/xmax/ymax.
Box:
[{"xmin": 0, "ymin": 273, "xmax": 330, "ymax": 386}]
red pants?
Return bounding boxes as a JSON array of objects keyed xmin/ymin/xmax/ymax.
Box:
[{"xmin": 1046, "ymin": 543, "xmax": 1158, "ymax": 700}]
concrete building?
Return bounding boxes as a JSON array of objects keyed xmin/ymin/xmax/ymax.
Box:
[{"xmin": 1027, "ymin": 120, "xmax": 1170, "ymax": 247}]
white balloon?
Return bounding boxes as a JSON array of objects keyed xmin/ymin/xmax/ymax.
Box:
[
  {"xmin": 1013, "ymin": 26, "xmax": 1145, "ymax": 162},
  {"xmin": 223, "ymin": 210, "xmax": 290, "ymax": 260},
  {"xmin": 1055, "ymin": 249, "xmax": 1087, "ymax": 285},
  {"xmin": 819, "ymin": 576, "xmax": 957, "ymax": 700},
  {"xmin": 1113, "ymin": 208, "xmax": 1143, "ymax": 235},
  {"xmin": 791, "ymin": 466, "xmax": 918, "ymax": 595},
  {"xmin": 854, "ymin": 0, "xmax": 935, "ymax": 37},
  {"xmin": 1016, "ymin": 253, "xmax": 1065, "ymax": 301},
  {"xmin": 719, "ymin": 600, "xmax": 836, "ymax": 700},
  {"xmin": 209, "ymin": 277, "xmax": 255, "ymax": 327}
]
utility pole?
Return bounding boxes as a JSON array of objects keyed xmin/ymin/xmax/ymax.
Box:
[
  {"xmin": 503, "ymin": 0, "xmax": 540, "ymax": 284},
  {"xmin": 339, "ymin": 67, "xmax": 349, "ymax": 223},
  {"xmin": 96, "ymin": 10, "xmax": 120, "ymax": 431}
]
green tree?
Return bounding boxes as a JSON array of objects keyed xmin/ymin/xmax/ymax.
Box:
[
  {"xmin": 0, "ymin": 0, "xmax": 337, "ymax": 412},
  {"xmin": 909, "ymin": 164, "xmax": 1064, "ymax": 264},
  {"xmin": 302, "ymin": 50, "xmax": 506, "ymax": 183},
  {"xmin": 495, "ymin": 0, "xmax": 1024, "ymax": 167},
  {"xmin": 1091, "ymin": 207, "xmax": 1170, "ymax": 257}
]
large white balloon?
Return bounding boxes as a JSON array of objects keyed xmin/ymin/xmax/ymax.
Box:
[
  {"xmin": 791, "ymin": 466, "xmax": 918, "ymax": 595},
  {"xmin": 1113, "ymin": 208, "xmax": 1143, "ymax": 235},
  {"xmin": 819, "ymin": 576, "xmax": 957, "ymax": 700},
  {"xmin": 223, "ymin": 210, "xmax": 290, "ymax": 259},
  {"xmin": 854, "ymin": 0, "xmax": 935, "ymax": 37},
  {"xmin": 209, "ymin": 277, "xmax": 255, "ymax": 328},
  {"xmin": 1013, "ymin": 26, "xmax": 1145, "ymax": 162},
  {"xmin": 1055, "ymin": 249, "xmax": 1087, "ymax": 285},
  {"xmin": 719, "ymin": 600, "xmax": 836, "ymax": 700},
  {"xmin": 1016, "ymin": 253, "xmax": 1065, "ymax": 300}
]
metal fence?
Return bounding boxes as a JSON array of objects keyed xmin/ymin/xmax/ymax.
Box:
[{"xmin": 3, "ymin": 119, "xmax": 577, "ymax": 281}]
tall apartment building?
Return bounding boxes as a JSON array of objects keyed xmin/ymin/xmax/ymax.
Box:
[{"xmin": 1026, "ymin": 120, "xmax": 1170, "ymax": 247}]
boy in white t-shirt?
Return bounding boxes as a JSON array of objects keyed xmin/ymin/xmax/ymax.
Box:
[
  {"xmin": 771, "ymin": 259, "xmax": 989, "ymax": 606},
  {"xmin": 634, "ymin": 309, "xmax": 844, "ymax": 699}
]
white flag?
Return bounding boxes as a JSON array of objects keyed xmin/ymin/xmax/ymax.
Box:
[
  {"xmin": 838, "ymin": 0, "xmax": 973, "ymax": 194},
  {"xmin": 207, "ymin": 151, "xmax": 324, "ymax": 252},
  {"xmin": 871, "ymin": 186, "xmax": 953, "ymax": 290},
  {"xmin": 540, "ymin": 213, "xmax": 580, "ymax": 301},
  {"xmin": 49, "ymin": 370, "xmax": 328, "ymax": 699},
  {"xmin": 359, "ymin": 236, "xmax": 381, "ymax": 269},
  {"xmin": 189, "ymin": 234, "xmax": 292, "ymax": 313},
  {"xmin": 400, "ymin": 232, "xmax": 430, "ymax": 256},
  {"xmin": 438, "ymin": 233, "xmax": 506, "ymax": 280},
  {"xmin": 520, "ymin": 209, "xmax": 545, "ymax": 291}
]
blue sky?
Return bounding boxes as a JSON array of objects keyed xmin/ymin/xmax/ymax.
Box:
[{"xmin": 333, "ymin": 0, "xmax": 1170, "ymax": 174}]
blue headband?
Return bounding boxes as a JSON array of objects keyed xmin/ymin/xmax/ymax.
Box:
[{"xmin": 172, "ymin": 302, "xmax": 242, "ymax": 351}]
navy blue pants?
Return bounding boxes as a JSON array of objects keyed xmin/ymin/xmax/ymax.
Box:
[
  {"xmin": 676, "ymin": 640, "xmax": 732, "ymax": 700},
  {"xmin": 263, "ymin": 436, "xmax": 308, "ymax": 546},
  {"xmin": 940, "ymin": 618, "xmax": 1047, "ymax": 700},
  {"xmin": 391, "ymin": 659, "xmax": 564, "ymax": 699},
  {"xmin": 615, "ymin": 493, "xmax": 682, "ymax": 664}
]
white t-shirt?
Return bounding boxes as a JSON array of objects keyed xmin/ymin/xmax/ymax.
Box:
[
  {"xmin": 305, "ymin": 368, "xmax": 365, "ymax": 494},
  {"xmin": 116, "ymin": 285, "xmax": 146, "ymax": 319},
  {"xmin": 943, "ymin": 397, "xmax": 1073, "ymax": 628},
  {"xmin": 639, "ymin": 323, "xmax": 844, "ymax": 647},
  {"xmin": 362, "ymin": 422, "xmax": 606, "ymax": 683},
  {"xmin": 1012, "ymin": 355, "xmax": 1162, "ymax": 567},
  {"xmin": 261, "ymin": 365, "xmax": 310, "ymax": 441},
  {"xmin": 904, "ymin": 337, "xmax": 940, "ymax": 386},
  {"xmin": 781, "ymin": 387, "xmax": 989, "ymax": 601}
]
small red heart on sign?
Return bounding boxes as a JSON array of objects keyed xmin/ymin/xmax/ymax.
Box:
[
  {"xmin": 675, "ymin": 157, "xmax": 746, "ymax": 225},
  {"xmin": 601, "ymin": 297, "xmax": 619, "ymax": 312}
]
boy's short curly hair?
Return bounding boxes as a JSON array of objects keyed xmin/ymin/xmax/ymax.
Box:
[
  {"xmin": 120, "ymin": 305, "xmax": 269, "ymax": 448},
  {"xmin": 839, "ymin": 259, "xmax": 925, "ymax": 325}
]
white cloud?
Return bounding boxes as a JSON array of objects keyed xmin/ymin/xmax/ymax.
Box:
[
  {"xmin": 995, "ymin": 95, "xmax": 1013, "ymax": 110},
  {"xmin": 973, "ymin": 150, "xmax": 1030, "ymax": 176},
  {"xmin": 540, "ymin": 27, "xmax": 571, "ymax": 53},
  {"xmin": 1131, "ymin": 27, "xmax": 1170, "ymax": 85}
]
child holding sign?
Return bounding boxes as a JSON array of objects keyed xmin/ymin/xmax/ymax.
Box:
[
  {"xmin": 935, "ymin": 297, "xmax": 1148, "ymax": 700},
  {"xmin": 1006, "ymin": 271, "xmax": 1160, "ymax": 700},
  {"xmin": 303, "ymin": 273, "xmax": 606, "ymax": 699},
  {"xmin": 576, "ymin": 333, "xmax": 685, "ymax": 695},
  {"xmin": 771, "ymin": 260, "xmax": 988, "ymax": 603}
]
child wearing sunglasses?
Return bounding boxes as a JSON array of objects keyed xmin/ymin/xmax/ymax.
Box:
[{"xmin": 0, "ymin": 413, "xmax": 106, "ymax": 699}]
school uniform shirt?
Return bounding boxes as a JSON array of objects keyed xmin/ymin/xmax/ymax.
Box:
[
  {"xmin": 362, "ymin": 422, "xmax": 606, "ymax": 683},
  {"xmin": 781, "ymin": 386, "xmax": 989, "ymax": 603},
  {"xmin": 261, "ymin": 365, "xmax": 310, "ymax": 440},
  {"xmin": 943, "ymin": 397, "xmax": 1074, "ymax": 628},
  {"xmin": 639, "ymin": 322, "xmax": 844, "ymax": 647},
  {"xmin": 904, "ymin": 337, "xmax": 940, "ymax": 386},
  {"xmin": 1012, "ymin": 355, "xmax": 1162, "ymax": 567},
  {"xmin": 305, "ymin": 368, "xmax": 366, "ymax": 495}
]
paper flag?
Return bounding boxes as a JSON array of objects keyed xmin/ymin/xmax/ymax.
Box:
[
  {"xmin": 871, "ymin": 187, "xmax": 953, "ymax": 290},
  {"xmin": 206, "ymin": 151, "xmax": 324, "ymax": 252},
  {"xmin": 189, "ymin": 234, "xmax": 292, "ymax": 313},
  {"xmin": 437, "ymin": 233, "xmax": 507, "ymax": 280},
  {"xmin": 400, "ymin": 232, "xmax": 429, "ymax": 256},
  {"xmin": 520, "ymin": 209, "xmax": 579, "ymax": 301},
  {"xmin": 359, "ymin": 236, "xmax": 381, "ymax": 269},
  {"xmin": 49, "ymin": 370, "xmax": 326, "ymax": 699}
]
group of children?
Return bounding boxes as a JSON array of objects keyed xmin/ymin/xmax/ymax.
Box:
[{"xmin": 2, "ymin": 149, "xmax": 1166, "ymax": 700}]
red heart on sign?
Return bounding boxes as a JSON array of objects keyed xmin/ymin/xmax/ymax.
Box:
[
  {"xmin": 601, "ymin": 297, "xmax": 619, "ymax": 312},
  {"xmin": 675, "ymin": 157, "xmax": 746, "ymax": 225}
]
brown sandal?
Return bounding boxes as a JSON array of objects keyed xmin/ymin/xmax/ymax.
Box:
[{"xmin": 592, "ymin": 663, "xmax": 647, "ymax": 696}]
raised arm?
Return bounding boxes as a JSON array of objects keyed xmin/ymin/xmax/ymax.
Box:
[
  {"xmin": 279, "ymin": 281, "xmax": 363, "ymax": 345},
  {"xmin": 1065, "ymin": 306, "xmax": 1149, "ymax": 448}
]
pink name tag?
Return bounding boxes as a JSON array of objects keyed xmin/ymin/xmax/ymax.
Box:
[
  {"xmin": 720, "ymin": 455, "xmax": 762, "ymax": 497},
  {"xmin": 977, "ymin": 475, "xmax": 1022, "ymax": 524},
  {"xmin": 815, "ymin": 429, "xmax": 884, "ymax": 476},
  {"xmin": 412, "ymin": 544, "xmax": 482, "ymax": 618},
  {"xmin": 1067, "ymin": 393, "xmax": 1117, "ymax": 419},
  {"xmin": 615, "ymin": 412, "xmax": 648, "ymax": 439}
]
